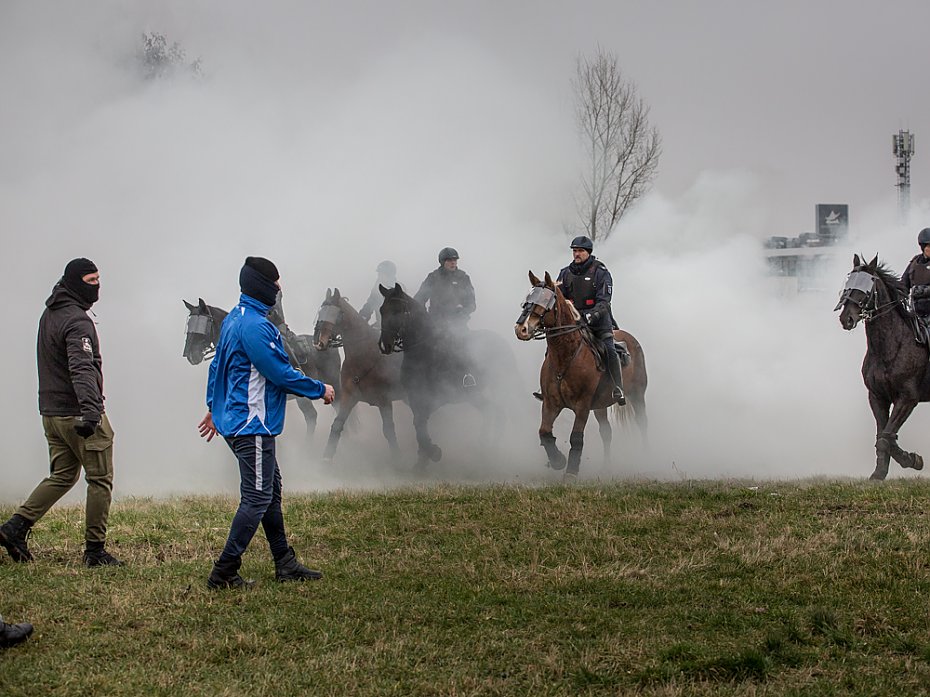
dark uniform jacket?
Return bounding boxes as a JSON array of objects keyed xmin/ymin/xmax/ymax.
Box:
[
  {"xmin": 413, "ymin": 267, "xmax": 476, "ymax": 324},
  {"xmin": 556, "ymin": 255, "xmax": 614, "ymax": 335},
  {"xmin": 37, "ymin": 283, "xmax": 105, "ymax": 420},
  {"xmin": 903, "ymin": 254, "xmax": 930, "ymax": 316}
]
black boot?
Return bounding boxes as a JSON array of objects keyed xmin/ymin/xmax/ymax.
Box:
[
  {"xmin": 605, "ymin": 349, "xmax": 626, "ymax": 406},
  {"xmin": 274, "ymin": 547, "xmax": 323, "ymax": 582},
  {"xmin": 0, "ymin": 617, "xmax": 33, "ymax": 649},
  {"xmin": 207, "ymin": 556, "xmax": 255, "ymax": 590},
  {"xmin": 83, "ymin": 541, "xmax": 123, "ymax": 567},
  {"xmin": 0, "ymin": 514, "xmax": 33, "ymax": 563}
]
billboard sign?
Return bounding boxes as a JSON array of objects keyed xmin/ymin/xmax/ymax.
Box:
[{"xmin": 815, "ymin": 204, "xmax": 848, "ymax": 241}]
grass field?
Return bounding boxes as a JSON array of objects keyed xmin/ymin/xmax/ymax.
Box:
[{"xmin": 2, "ymin": 479, "xmax": 930, "ymax": 696}]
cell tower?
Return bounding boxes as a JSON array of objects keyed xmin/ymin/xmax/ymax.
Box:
[{"xmin": 893, "ymin": 130, "xmax": 915, "ymax": 224}]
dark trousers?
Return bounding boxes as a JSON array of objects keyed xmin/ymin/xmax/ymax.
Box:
[{"xmin": 218, "ymin": 435, "xmax": 289, "ymax": 564}]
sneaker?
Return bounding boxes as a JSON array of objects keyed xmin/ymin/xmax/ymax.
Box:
[
  {"xmin": 0, "ymin": 515, "xmax": 33, "ymax": 563},
  {"xmin": 0, "ymin": 619, "xmax": 33, "ymax": 649},
  {"xmin": 274, "ymin": 547, "xmax": 323, "ymax": 582},
  {"xmin": 83, "ymin": 547, "xmax": 123, "ymax": 567}
]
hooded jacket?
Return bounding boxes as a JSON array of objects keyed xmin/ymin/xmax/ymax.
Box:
[
  {"xmin": 37, "ymin": 283, "xmax": 105, "ymax": 420},
  {"xmin": 207, "ymin": 294, "xmax": 326, "ymax": 437}
]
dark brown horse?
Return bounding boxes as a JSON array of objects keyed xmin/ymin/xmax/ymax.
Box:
[
  {"xmin": 514, "ymin": 271, "xmax": 648, "ymax": 479},
  {"xmin": 313, "ymin": 288, "xmax": 405, "ymax": 463},
  {"xmin": 835, "ymin": 254, "xmax": 926, "ymax": 480}
]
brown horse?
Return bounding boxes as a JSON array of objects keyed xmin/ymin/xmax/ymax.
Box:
[
  {"xmin": 313, "ymin": 288, "xmax": 405, "ymax": 463},
  {"xmin": 514, "ymin": 271, "xmax": 648, "ymax": 479}
]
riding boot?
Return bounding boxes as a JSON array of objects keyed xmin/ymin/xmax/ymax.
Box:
[{"xmin": 605, "ymin": 349, "xmax": 626, "ymax": 406}]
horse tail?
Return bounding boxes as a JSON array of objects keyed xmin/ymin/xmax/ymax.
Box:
[{"xmin": 610, "ymin": 402, "xmax": 632, "ymax": 429}]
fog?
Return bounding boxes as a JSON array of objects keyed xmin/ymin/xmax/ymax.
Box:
[{"xmin": 2, "ymin": 2, "xmax": 929, "ymax": 501}]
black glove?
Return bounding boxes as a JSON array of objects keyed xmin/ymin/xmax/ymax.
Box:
[
  {"xmin": 74, "ymin": 418, "xmax": 99, "ymax": 439},
  {"xmin": 584, "ymin": 311, "xmax": 600, "ymax": 325}
]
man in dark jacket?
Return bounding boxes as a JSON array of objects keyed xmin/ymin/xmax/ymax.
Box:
[
  {"xmin": 0, "ymin": 258, "xmax": 121, "ymax": 566},
  {"xmin": 197, "ymin": 257, "xmax": 335, "ymax": 589},
  {"xmin": 902, "ymin": 227, "xmax": 930, "ymax": 324},
  {"xmin": 557, "ymin": 236, "xmax": 625, "ymax": 405},
  {"xmin": 413, "ymin": 248, "xmax": 476, "ymax": 331}
]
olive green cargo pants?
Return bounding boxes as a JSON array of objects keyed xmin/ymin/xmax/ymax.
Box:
[{"xmin": 18, "ymin": 414, "xmax": 115, "ymax": 544}]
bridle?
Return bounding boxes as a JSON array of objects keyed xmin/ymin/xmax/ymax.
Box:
[
  {"xmin": 834, "ymin": 270, "xmax": 903, "ymax": 323},
  {"xmin": 517, "ymin": 284, "xmax": 582, "ymax": 340},
  {"xmin": 313, "ymin": 304, "xmax": 344, "ymax": 349},
  {"xmin": 184, "ymin": 311, "xmax": 217, "ymax": 361}
]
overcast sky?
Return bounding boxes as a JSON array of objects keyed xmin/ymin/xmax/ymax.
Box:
[{"xmin": 1, "ymin": 1, "xmax": 929, "ymax": 498}]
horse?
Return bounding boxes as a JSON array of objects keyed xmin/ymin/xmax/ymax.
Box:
[
  {"xmin": 312, "ymin": 288, "xmax": 406, "ymax": 463},
  {"xmin": 182, "ymin": 297, "xmax": 341, "ymax": 440},
  {"xmin": 835, "ymin": 254, "xmax": 926, "ymax": 480},
  {"xmin": 377, "ymin": 283, "xmax": 515, "ymax": 470},
  {"xmin": 513, "ymin": 271, "xmax": 648, "ymax": 480}
]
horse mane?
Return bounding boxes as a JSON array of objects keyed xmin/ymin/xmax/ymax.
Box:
[
  {"xmin": 871, "ymin": 262, "xmax": 906, "ymax": 300},
  {"xmin": 553, "ymin": 283, "xmax": 580, "ymax": 322}
]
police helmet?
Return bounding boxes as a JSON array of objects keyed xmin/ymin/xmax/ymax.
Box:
[
  {"xmin": 438, "ymin": 247, "xmax": 459, "ymax": 264},
  {"xmin": 569, "ymin": 235, "xmax": 594, "ymax": 252},
  {"xmin": 376, "ymin": 260, "xmax": 396, "ymax": 276},
  {"xmin": 918, "ymin": 228, "xmax": 930, "ymax": 248}
]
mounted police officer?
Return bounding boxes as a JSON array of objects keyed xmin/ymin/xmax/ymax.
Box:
[
  {"xmin": 902, "ymin": 227, "xmax": 930, "ymax": 333},
  {"xmin": 414, "ymin": 248, "xmax": 476, "ymax": 332},
  {"xmin": 359, "ymin": 260, "xmax": 397, "ymax": 326},
  {"xmin": 557, "ymin": 236, "xmax": 625, "ymax": 405}
]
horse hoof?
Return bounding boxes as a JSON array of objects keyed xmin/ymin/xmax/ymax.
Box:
[
  {"xmin": 562, "ymin": 472, "xmax": 578, "ymax": 484},
  {"xmin": 869, "ymin": 470, "xmax": 887, "ymax": 481},
  {"xmin": 549, "ymin": 455, "xmax": 567, "ymax": 471},
  {"xmin": 430, "ymin": 445, "xmax": 442, "ymax": 462},
  {"xmin": 912, "ymin": 454, "xmax": 924, "ymax": 471}
]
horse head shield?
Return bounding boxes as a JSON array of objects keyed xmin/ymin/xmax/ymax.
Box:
[
  {"xmin": 313, "ymin": 289, "xmax": 345, "ymax": 350},
  {"xmin": 835, "ymin": 254, "xmax": 891, "ymax": 330},
  {"xmin": 182, "ymin": 298, "xmax": 217, "ymax": 365},
  {"xmin": 515, "ymin": 284, "xmax": 556, "ymax": 340}
]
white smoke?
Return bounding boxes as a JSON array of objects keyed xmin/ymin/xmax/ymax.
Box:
[{"xmin": 1, "ymin": 4, "xmax": 927, "ymax": 504}]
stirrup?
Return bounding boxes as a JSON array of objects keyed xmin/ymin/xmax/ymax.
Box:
[
  {"xmin": 612, "ymin": 387, "xmax": 626, "ymax": 406},
  {"xmin": 463, "ymin": 374, "xmax": 477, "ymax": 388}
]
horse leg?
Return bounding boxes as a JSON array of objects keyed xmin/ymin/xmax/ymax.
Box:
[
  {"xmin": 296, "ymin": 397, "xmax": 317, "ymax": 443},
  {"xmin": 413, "ymin": 404, "xmax": 441, "ymax": 471},
  {"xmin": 593, "ymin": 408, "xmax": 611, "ymax": 468},
  {"xmin": 321, "ymin": 393, "xmax": 359, "ymax": 464},
  {"xmin": 565, "ymin": 409, "xmax": 591, "ymax": 480},
  {"xmin": 877, "ymin": 399, "xmax": 922, "ymax": 477},
  {"xmin": 539, "ymin": 401, "xmax": 565, "ymax": 470},
  {"xmin": 378, "ymin": 403, "xmax": 401, "ymax": 464}
]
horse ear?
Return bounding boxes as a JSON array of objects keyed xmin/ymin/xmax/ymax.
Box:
[
  {"xmin": 334, "ymin": 288, "xmax": 341, "ymax": 300},
  {"xmin": 198, "ymin": 298, "xmax": 207, "ymax": 310},
  {"xmin": 853, "ymin": 254, "xmax": 861, "ymax": 268},
  {"xmin": 183, "ymin": 299, "xmax": 196, "ymax": 311},
  {"xmin": 544, "ymin": 271, "xmax": 554, "ymax": 289},
  {"xmin": 395, "ymin": 283, "xmax": 404, "ymax": 294},
  {"xmin": 325, "ymin": 288, "xmax": 332, "ymax": 300},
  {"xmin": 529, "ymin": 270, "xmax": 541, "ymax": 286},
  {"xmin": 869, "ymin": 254, "xmax": 879, "ymax": 269}
]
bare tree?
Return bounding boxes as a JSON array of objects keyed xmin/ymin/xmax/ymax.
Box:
[{"xmin": 572, "ymin": 48, "xmax": 661, "ymax": 241}]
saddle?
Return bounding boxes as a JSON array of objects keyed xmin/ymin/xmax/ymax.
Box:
[{"xmin": 581, "ymin": 327, "xmax": 631, "ymax": 370}]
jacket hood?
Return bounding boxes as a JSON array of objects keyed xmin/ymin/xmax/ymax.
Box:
[{"xmin": 45, "ymin": 282, "xmax": 92, "ymax": 311}]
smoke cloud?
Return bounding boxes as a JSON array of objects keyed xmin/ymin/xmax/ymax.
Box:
[{"xmin": 1, "ymin": 3, "xmax": 927, "ymax": 503}]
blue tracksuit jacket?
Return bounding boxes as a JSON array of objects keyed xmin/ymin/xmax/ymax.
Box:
[{"xmin": 207, "ymin": 294, "xmax": 326, "ymax": 437}]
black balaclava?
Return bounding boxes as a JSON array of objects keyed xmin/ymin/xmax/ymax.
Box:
[
  {"xmin": 239, "ymin": 256, "xmax": 280, "ymax": 306},
  {"xmin": 62, "ymin": 257, "xmax": 99, "ymax": 306}
]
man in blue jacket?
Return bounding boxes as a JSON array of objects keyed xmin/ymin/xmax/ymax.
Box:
[{"xmin": 197, "ymin": 257, "xmax": 335, "ymax": 589}]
